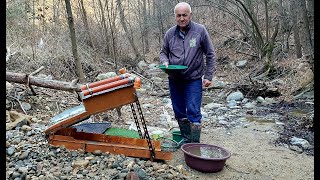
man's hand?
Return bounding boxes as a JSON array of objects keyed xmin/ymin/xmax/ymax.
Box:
[
  {"xmin": 202, "ymin": 79, "xmax": 212, "ymax": 87},
  {"xmin": 163, "ymin": 61, "xmax": 169, "ymax": 68}
]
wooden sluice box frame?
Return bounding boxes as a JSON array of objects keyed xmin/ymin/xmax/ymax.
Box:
[{"xmin": 44, "ymin": 73, "xmax": 172, "ymax": 161}]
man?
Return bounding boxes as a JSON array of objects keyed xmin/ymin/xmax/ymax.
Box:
[{"xmin": 160, "ymin": 2, "xmax": 216, "ymax": 143}]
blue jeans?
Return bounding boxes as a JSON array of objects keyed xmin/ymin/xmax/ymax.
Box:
[{"xmin": 169, "ymin": 78, "xmax": 202, "ymax": 123}]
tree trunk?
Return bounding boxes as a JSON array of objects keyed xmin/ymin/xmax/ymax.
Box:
[
  {"xmin": 97, "ymin": 0, "xmax": 110, "ymax": 55},
  {"xmin": 91, "ymin": 0, "xmax": 104, "ymax": 41},
  {"xmin": 277, "ymin": 0, "xmax": 290, "ymax": 52},
  {"xmin": 6, "ymin": 72, "xmax": 82, "ymax": 92},
  {"xmin": 65, "ymin": 0, "xmax": 85, "ymax": 82},
  {"xmin": 31, "ymin": 0, "xmax": 37, "ymax": 61},
  {"xmin": 297, "ymin": 0, "xmax": 313, "ymax": 53},
  {"xmin": 289, "ymin": 0, "xmax": 302, "ymax": 58},
  {"xmin": 155, "ymin": 0, "xmax": 164, "ymax": 48},
  {"xmin": 264, "ymin": 0, "xmax": 269, "ymax": 43},
  {"xmin": 297, "ymin": 0, "xmax": 313, "ymax": 71},
  {"xmin": 306, "ymin": 0, "xmax": 314, "ymax": 49},
  {"xmin": 116, "ymin": 0, "xmax": 141, "ymax": 58},
  {"xmin": 106, "ymin": 0, "xmax": 117, "ymax": 68},
  {"xmin": 142, "ymin": 0, "xmax": 150, "ymax": 53},
  {"xmin": 41, "ymin": 0, "xmax": 46, "ymax": 32},
  {"xmin": 79, "ymin": 0, "xmax": 95, "ymax": 49},
  {"xmin": 52, "ymin": 0, "xmax": 61, "ymax": 31},
  {"xmin": 137, "ymin": 0, "xmax": 145, "ymax": 58}
]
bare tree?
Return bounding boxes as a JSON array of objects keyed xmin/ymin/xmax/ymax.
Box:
[
  {"xmin": 78, "ymin": 0, "xmax": 95, "ymax": 49},
  {"xmin": 31, "ymin": 0, "xmax": 37, "ymax": 61},
  {"xmin": 306, "ymin": 0, "xmax": 314, "ymax": 48},
  {"xmin": 155, "ymin": 0, "xmax": 165, "ymax": 47},
  {"xmin": 154, "ymin": 0, "xmax": 175, "ymax": 50},
  {"xmin": 289, "ymin": 0, "xmax": 302, "ymax": 59},
  {"xmin": 205, "ymin": 0, "xmax": 279, "ymax": 78},
  {"xmin": 41, "ymin": 0, "xmax": 46, "ymax": 32},
  {"xmin": 65, "ymin": 0, "xmax": 85, "ymax": 82},
  {"xmin": 52, "ymin": 0, "xmax": 62, "ymax": 32},
  {"xmin": 105, "ymin": 0, "xmax": 118, "ymax": 68},
  {"xmin": 296, "ymin": 0, "xmax": 313, "ymax": 70},
  {"xmin": 97, "ymin": 0, "xmax": 111, "ymax": 55},
  {"xmin": 116, "ymin": 0, "xmax": 141, "ymax": 58},
  {"xmin": 142, "ymin": 0, "xmax": 150, "ymax": 53},
  {"xmin": 277, "ymin": 0, "xmax": 290, "ymax": 52}
]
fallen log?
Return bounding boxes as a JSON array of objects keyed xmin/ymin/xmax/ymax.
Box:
[
  {"xmin": 7, "ymin": 71, "xmax": 124, "ymax": 117},
  {"xmin": 6, "ymin": 71, "xmax": 82, "ymax": 92}
]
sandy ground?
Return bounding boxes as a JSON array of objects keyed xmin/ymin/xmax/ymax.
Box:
[{"xmin": 167, "ymin": 123, "xmax": 314, "ymax": 180}]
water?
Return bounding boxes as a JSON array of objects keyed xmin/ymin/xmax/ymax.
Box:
[{"xmin": 188, "ymin": 146, "xmax": 225, "ymax": 158}]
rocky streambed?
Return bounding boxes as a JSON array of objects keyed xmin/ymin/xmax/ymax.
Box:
[
  {"xmin": 6, "ymin": 123, "xmax": 190, "ymax": 180},
  {"xmin": 6, "ymin": 91, "xmax": 314, "ymax": 180},
  {"xmin": 6, "ymin": 68, "xmax": 314, "ymax": 179}
]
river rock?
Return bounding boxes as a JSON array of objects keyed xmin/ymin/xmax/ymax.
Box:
[
  {"xmin": 96, "ymin": 72, "xmax": 117, "ymax": 81},
  {"xmin": 18, "ymin": 167, "xmax": 28, "ymax": 174},
  {"xmin": 72, "ymin": 160, "xmax": 90, "ymax": 169},
  {"xmin": 227, "ymin": 91, "xmax": 244, "ymax": 102},
  {"xmin": 7, "ymin": 147, "xmax": 16, "ymax": 156},
  {"xmin": 290, "ymin": 137, "xmax": 311, "ymax": 149},
  {"xmin": 21, "ymin": 125, "xmax": 32, "ymax": 132},
  {"xmin": 236, "ymin": 60, "xmax": 248, "ymax": 68},
  {"xmin": 204, "ymin": 102, "xmax": 223, "ymax": 110},
  {"xmin": 21, "ymin": 102, "xmax": 32, "ymax": 111},
  {"xmin": 6, "ymin": 111, "xmax": 31, "ymax": 130},
  {"xmin": 11, "ymin": 171, "xmax": 20, "ymax": 178},
  {"xmin": 92, "ymin": 150, "xmax": 102, "ymax": 156},
  {"xmin": 256, "ymin": 96, "xmax": 265, "ymax": 103},
  {"xmin": 18, "ymin": 151, "xmax": 29, "ymax": 160},
  {"xmin": 137, "ymin": 61, "xmax": 148, "ymax": 70}
]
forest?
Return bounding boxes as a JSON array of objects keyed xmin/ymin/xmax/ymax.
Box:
[{"xmin": 6, "ymin": 0, "xmax": 313, "ymax": 86}]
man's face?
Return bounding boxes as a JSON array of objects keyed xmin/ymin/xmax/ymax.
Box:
[{"xmin": 175, "ymin": 6, "xmax": 192, "ymax": 29}]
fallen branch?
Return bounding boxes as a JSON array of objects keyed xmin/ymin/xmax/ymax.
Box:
[
  {"xmin": 7, "ymin": 95, "xmax": 27, "ymax": 114},
  {"xmin": 6, "ymin": 71, "xmax": 83, "ymax": 92},
  {"xmin": 252, "ymin": 67, "xmax": 270, "ymax": 80},
  {"xmin": 27, "ymin": 66, "xmax": 45, "ymax": 95},
  {"xmin": 29, "ymin": 66, "xmax": 45, "ymax": 76},
  {"xmin": 102, "ymin": 58, "xmax": 114, "ymax": 66}
]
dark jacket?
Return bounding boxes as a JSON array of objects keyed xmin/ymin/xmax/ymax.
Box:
[{"xmin": 160, "ymin": 21, "xmax": 216, "ymax": 81}]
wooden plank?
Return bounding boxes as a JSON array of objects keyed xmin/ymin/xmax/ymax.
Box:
[
  {"xmin": 83, "ymin": 86, "xmax": 137, "ymax": 114},
  {"xmin": 52, "ymin": 133, "xmax": 161, "ymax": 150},
  {"xmin": 49, "ymin": 138, "xmax": 172, "ymax": 160}
]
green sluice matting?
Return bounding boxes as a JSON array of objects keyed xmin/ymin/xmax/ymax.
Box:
[{"xmin": 104, "ymin": 127, "xmax": 140, "ymax": 138}]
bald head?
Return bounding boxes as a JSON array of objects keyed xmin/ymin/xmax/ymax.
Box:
[
  {"xmin": 174, "ymin": 2, "xmax": 192, "ymax": 30},
  {"xmin": 174, "ymin": 2, "xmax": 192, "ymax": 15}
]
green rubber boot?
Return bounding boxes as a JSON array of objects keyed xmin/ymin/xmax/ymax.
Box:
[
  {"xmin": 177, "ymin": 118, "xmax": 191, "ymax": 144},
  {"xmin": 190, "ymin": 122, "xmax": 201, "ymax": 143}
]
